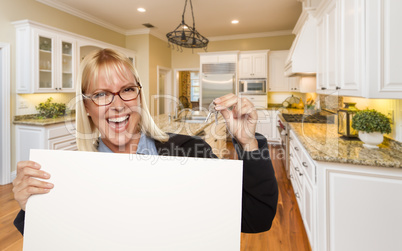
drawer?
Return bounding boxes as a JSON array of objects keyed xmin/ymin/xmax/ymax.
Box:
[
  {"xmin": 301, "ymin": 151, "xmax": 316, "ymax": 184},
  {"xmin": 290, "ymin": 159, "xmax": 303, "ymax": 213},
  {"xmin": 47, "ymin": 124, "xmax": 71, "ymax": 139},
  {"xmin": 240, "ymin": 94, "xmax": 267, "ymax": 108},
  {"xmin": 48, "ymin": 135, "xmax": 77, "ymax": 150},
  {"xmin": 289, "ymin": 130, "xmax": 303, "ymax": 161}
]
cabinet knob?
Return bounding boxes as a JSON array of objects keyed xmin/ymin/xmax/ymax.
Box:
[
  {"xmin": 289, "ymin": 136, "xmax": 293, "ymax": 140},
  {"xmin": 289, "ymin": 153, "xmax": 293, "ymax": 157},
  {"xmin": 302, "ymin": 162, "xmax": 308, "ymax": 168},
  {"xmin": 336, "ymin": 86, "xmax": 341, "ymax": 90},
  {"xmin": 295, "ymin": 147, "xmax": 299, "ymax": 151},
  {"xmin": 295, "ymin": 192, "xmax": 300, "ymax": 198},
  {"xmin": 321, "ymin": 87, "xmax": 327, "ymax": 90}
]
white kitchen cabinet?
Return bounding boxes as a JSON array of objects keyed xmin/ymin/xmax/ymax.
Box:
[
  {"xmin": 315, "ymin": 0, "xmax": 402, "ymax": 98},
  {"xmin": 13, "ymin": 20, "xmax": 136, "ymax": 94},
  {"xmin": 199, "ymin": 52, "xmax": 239, "ymax": 64},
  {"xmin": 254, "ymin": 110, "xmax": 280, "ymax": 143},
  {"xmin": 289, "ymin": 127, "xmax": 402, "ymax": 251},
  {"xmin": 239, "ymin": 94, "xmax": 267, "ymax": 109},
  {"xmin": 269, "ymin": 51, "xmax": 301, "ymax": 92},
  {"xmin": 239, "ymin": 51, "xmax": 268, "ymax": 78},
  {"xmin": 316, "ymin": 162, "xmax": 402, "ymax": 251},
  {"xmin": 289, "ymin": 129, "xmax": 317, "ymax": 250},
  {"xmin": 15, "ymin": 123, "xmax": 77, "ymax": 163},
  {"xmin": 14, "ymin": 21, "xmax": 76, "ymax": 93}
]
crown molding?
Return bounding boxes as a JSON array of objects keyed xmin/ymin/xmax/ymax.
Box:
[
  {"xmin": 208, "ymin": 30, "xmax": 293, "ymax": 41},
  {"xmin": 36, "ymin": 0, "xmax": 126, "ymax": 35}
]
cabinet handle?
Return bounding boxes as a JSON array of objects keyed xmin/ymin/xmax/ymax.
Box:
[
  {"xmin": 295, "ymin": 147, "xmax": 299, "ymax": 151},
  {"xmin": 289, "ymin": 136, "xmax": 293, "ymax": 140},
  {"xmin": 302, "ymin": 162, "xmax": 308, "ymax": 167},
  {"xmin": 336, "ymin": 86, "xmax": 341, "ymax": 90},
  {"xmin": 70, "ymin": 141, "xmax": 76, "ymax": 145},
  {"xmin": 295, "ymin": 167, "xmax": 300, "ymax": 172},
  {"xmin": 289, "ymin": 153, "xmax": 293, "ymax": 157},
  {"xmin": 295, "ymin": 192, "xmax": 300, "ymax": 198},
  {"xmin": 321, "ymin": 87, "xmax": 327, "ymax": 90},
  {"xmin": 290, "ymin": 174, "xmax": 293, "ymax": 179}
]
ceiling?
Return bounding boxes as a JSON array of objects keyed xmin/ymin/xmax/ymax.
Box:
[{"xmin": 37, "ymin": 0, "xmax": 302, "ymax": 40}]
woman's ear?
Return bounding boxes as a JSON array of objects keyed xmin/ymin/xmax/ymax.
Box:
[{"xmin": 84, "ymin": 101, "xmax": 90, "ymax": 116}]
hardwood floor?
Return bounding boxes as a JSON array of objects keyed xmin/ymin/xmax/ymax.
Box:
[{"xmin": 0, "ymin": 144, "xmax": 310, "ymax": 251}]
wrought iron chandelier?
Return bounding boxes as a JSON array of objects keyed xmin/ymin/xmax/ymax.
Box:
[{"xmin": 166, "ymin": 0, "xmax": 209, "ymax": 50}]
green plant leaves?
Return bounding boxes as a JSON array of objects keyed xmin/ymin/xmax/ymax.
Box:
[
  {"xmin": 352, "ymin": 109, "xmax": 392, "ymax": 134},
  {"xmin": 35, "ymin": 97, "xmax": 67, "ymax": 119}
]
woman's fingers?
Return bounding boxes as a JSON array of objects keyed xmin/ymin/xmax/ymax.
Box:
[{"xmin": 13, "ymin": 161, "xmax": 53, "ymax": 211}]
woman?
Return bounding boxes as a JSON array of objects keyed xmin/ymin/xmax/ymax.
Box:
[{"xmin": 13, "ymin": 49, "xmax": 278, "ymax": 234}]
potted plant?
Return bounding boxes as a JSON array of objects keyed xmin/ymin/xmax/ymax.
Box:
[
  {"xmin": 35, "ymin": 97, "xmax": 67, "ymax": 119},
  {"xmin": 352, "ymin": 109, "xmax": 392, "ymax": 149}
]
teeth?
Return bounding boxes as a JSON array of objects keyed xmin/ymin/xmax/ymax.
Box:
[{"xmin": 108, "ymin": 115, "xmax": 129, "ymax": 123}]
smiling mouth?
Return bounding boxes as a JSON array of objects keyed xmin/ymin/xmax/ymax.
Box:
[{"xmin": 107, "ymin": 115, "xmax": 130, "ymax": 129}]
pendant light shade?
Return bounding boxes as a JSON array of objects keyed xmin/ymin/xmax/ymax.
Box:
[{"xmin": 166, "ymin": 0, "xmax": 209, "ymax": 50}]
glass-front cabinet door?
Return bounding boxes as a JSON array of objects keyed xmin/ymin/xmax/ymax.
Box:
[
  {"xmin": 59, "ymin": 36, "xmax": 75, "ymax": 92},
  {"xmin": 37, "ymin": 33, "xmax": 56, "ymax": 92}
]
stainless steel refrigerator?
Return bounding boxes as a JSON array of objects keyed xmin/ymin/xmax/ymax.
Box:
[{"xmin": 201, "ymin": 63, "xmax": 236, "ymax": 109}]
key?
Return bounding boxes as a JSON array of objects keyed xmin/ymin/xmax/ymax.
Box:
[{"xmin": 205, "ymin": 101, "xmax": 218, "ymax": 123}]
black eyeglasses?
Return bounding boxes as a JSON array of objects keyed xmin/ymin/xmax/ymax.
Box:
[{"xmin": 82, "ymin": 84, "xmax": 142, "ymax": 106}]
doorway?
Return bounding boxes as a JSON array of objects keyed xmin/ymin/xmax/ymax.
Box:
[
  {"xmin": 0, "ymin": 43, "xmax": 11, "ymax": 184},
  {"xmin": 156, "ymin": 66, "xmax": 173, "ymax": 116},
  {"xmin": 174, "ymin": 68, "xmax": 200, "ymax": 110}
]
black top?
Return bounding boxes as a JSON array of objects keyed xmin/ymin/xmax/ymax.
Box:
[{"xmin": 14, "ymin": 133, "xmax": 278, "ymax": 234}]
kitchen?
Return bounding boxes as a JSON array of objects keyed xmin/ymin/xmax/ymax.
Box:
[{"xmin": 1, "ymin": 0, "xmax": 402, "ymax": 250}]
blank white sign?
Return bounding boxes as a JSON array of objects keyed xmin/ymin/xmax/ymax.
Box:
[{"xmin": 24, "ymin": 149, "xmax": 243, "ymax": 251}]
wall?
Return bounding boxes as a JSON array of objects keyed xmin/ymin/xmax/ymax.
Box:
[{"xmin": 343, "ymin": 97, "xmax": 402, "ymax": 142}]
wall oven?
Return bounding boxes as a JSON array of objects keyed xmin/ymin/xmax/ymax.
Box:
[{"xmin": 239, "ymin": 79, "xmax": 267, "ymax": 94}]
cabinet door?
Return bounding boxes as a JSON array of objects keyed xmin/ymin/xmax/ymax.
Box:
[
  {"xmin": 337, "ymin": 0, "xmax": 363, "ymax": 96},
  {"xmin": 327, "ymin": 4, "xmax": 337, "ymax": 90},
  {"xmin": 35, "ymin": 30, "xmax": 57, "ymax": 92},
  {"xmin": 239, "ymin": 54, "xmax": 253, "ymax": 78},
  {"xmin": 15, "ymin": 125, "xmax": 46, "ymax": 163},
  {"xmin": 269, "ymin": 51, "xmax": 289, "ymax": 91},
  {"xmin": 287, "ymin": 76, "xmax": 300, "ymax": 92},
  {"xmin": 252, "ymin": 54, "xmax": 267, "ymax": 78},
  {"xmin": 200, "ymin": 55, "xmax": 218, "ymax": 64},
  {"xmin": 303, "ymin": 178, "xmax": 316, "ymax": 250},
  {"xmin": 58, "ymin": 36, "xmax": 76, "ymax": 92},
  {"xmin": 316, "ymin": 18, "xmax": 326, "ymax": 92},
  {"xmin": 366, "ymin": 0, "xmax": 402, "ymax": 98}
]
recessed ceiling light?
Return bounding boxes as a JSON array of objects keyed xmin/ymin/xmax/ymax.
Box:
[
  {"xmin": 137, "ymin": 8, "xmax": 146, "ymax": 12},
  {"xmin": 232, "ymin": 20, "xmax": 239, "ymax": 24}
]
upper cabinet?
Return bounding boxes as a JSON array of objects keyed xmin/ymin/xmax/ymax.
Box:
[
  {"xmin": 199, "ymin": 51, "xmax": 238, "ymax": 64},
  {"xmin": 14, "ymin": 22, "xmax": 76, "ymax": 93},
  {"xmin": 239, "ymin": 51, "xmax": 268, "ymax": 78},
  {"xmin": 316, "ymin": 0, "xmax": 402, "ymax": 98},
  {"xmin": 269, "ymin": 50, "xmax": 301, "ymax": 92},
  {"xmin": 13, "ymin": 20, "xmax": 136, "ymax": 94}
]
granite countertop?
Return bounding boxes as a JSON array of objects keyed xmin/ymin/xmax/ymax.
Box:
[
  {"xmin": 13, "ymin": 112, "xmax": 76, "ymax": 126},
  {"xmin": 289, "ymin": 123, "xmax": 402, "ymax": 168},
  {"xmin": 153, "ymin": 114, "xmax": 220, "ymax": 136}
]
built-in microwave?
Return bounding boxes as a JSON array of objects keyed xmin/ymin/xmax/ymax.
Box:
[{"xmin": 239, "ymin": 79, "xmax": 267, "ymax": 94}]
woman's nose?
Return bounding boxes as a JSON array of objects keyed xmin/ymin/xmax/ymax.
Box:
[{"xmin": 109, "ymin": 94, "xmax": 125, "ymax": 111}]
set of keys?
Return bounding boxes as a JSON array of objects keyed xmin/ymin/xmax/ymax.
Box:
[
  {"xmin": 204, "ymin": 101, "xmax": 243, "ymax": 151},
  {"xmin": 204, "ymin": 101, "xmax": 219, "ymax": 124}
]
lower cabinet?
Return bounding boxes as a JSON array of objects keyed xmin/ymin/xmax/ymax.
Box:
[
  {"xmin": 15, "ymin": 123, "xmax": 77, "ymax": 163},
  {"xmin": 256, "ymin": 109, "xmax": 280, "ymax": 143},
  {"xmin": 290, "ymin": 129, "xmax": 402, "ymax": 251}
]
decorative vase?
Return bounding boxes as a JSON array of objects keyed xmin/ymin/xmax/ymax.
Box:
[{"xmin": 358, "ymin": 131, "xmax": 384, "ymax": 149}]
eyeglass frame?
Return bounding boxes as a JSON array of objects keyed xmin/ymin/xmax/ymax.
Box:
[{"xmin": 82, "ymin": 84, "xmax": 142, "ymax": 106}]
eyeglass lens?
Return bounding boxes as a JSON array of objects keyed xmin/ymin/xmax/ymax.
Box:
[{"xmin": 92, "ymin": 86, "xmax": 140, "ymax": 105}]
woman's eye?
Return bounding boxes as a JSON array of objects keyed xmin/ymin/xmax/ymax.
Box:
[
  {"xmin": 122, "ymin": 87, "xmax": 136, "ymax": 93},
  {"xmin": 93, "ymin": 92, "xmax": 107, "ymax": 99}
]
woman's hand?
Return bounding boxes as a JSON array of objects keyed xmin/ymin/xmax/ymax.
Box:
[
  {"xmin": 214, "ymin": 94, "xmax": 259, "ymax": 151},
  {"xmin": 12, "ymin": 161, "xmax": 53, "ymax": 211}
]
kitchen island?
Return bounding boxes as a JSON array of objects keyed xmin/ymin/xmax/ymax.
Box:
[{"xmin": 284, "ymin": 119, "xmax": 402, "ymax": 251}]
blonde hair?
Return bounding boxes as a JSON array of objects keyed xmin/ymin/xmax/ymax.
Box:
[{"xmin": 75, "ymin": 48, "xmax": 168, "ymax": 152}]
